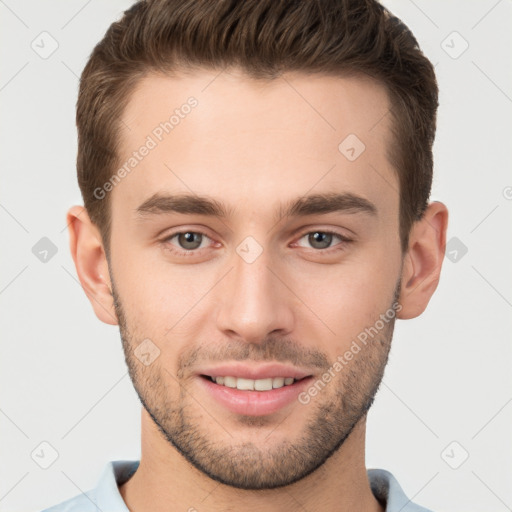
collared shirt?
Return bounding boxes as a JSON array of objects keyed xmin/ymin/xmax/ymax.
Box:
[{"xmin": 41, "ymin": 460, "xmax": 433, "ymax": 512}]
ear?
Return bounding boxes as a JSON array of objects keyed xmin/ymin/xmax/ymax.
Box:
[
  {"xmin": 67, "ymin": 205, "xmax": 118, "ymax": 326},
  {"xmin": 397, "ymin": 201, "xmax": 449, "ymax": 319}
]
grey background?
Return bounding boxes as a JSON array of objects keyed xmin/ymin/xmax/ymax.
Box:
[{"xmin": 1, "ymin": 1, "xmax": 511, "ymax": 510}]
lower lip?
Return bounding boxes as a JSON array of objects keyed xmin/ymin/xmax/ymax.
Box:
[{"xmin": 198, "ymin": 376, "xmax": 313, "ymax": 416}]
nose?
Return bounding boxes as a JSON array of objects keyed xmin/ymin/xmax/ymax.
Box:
[{"xmin": 215, "ymin": 244, "xmax": 296, "ymax": 344}]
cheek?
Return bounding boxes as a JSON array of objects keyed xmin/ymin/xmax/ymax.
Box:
[
  {"xmin": 113, "ymin": 248, "xmax": 218, "ymax": 347},
  {"xmin": 293, "ymin": 248, "xmax": 400, "ymax": 348}
]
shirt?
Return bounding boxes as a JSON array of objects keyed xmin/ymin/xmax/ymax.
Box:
[{"xmin": 41, "ymin": 460, "xmax": 433, "ymax": 512}]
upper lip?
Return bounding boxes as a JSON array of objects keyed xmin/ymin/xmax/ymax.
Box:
[{"xmin": 196, "ymin": 362, "xmax": 313, "ymax": 380}]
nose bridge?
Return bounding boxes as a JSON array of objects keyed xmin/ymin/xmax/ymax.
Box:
[{"xmin": 215, "ymin": 238, "xmax": 294, "ymax": 342}]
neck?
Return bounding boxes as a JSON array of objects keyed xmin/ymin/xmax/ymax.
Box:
[{"xmin": 119, "ymin": 409, "xmax": 384, "ymax": 512}]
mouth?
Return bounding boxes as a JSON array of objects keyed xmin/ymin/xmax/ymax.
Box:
[
  {"xmin": 197, "ymin": 371, "xmax": 314, "ymax": 416},
  {"xmin": 200, "ymin": 374, "xmax": 308, "ymax": 391}
]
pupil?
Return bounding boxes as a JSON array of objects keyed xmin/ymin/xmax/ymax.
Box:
[
  {"xmin": 309, "ymin": 232, "xmax": 331, "ymax": 249},
  {"xmin": 180, "ymin": 232, "xmax": 201, "ymax": 249}
]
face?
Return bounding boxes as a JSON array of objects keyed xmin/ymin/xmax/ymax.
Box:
[{"xmin": 108, "ymin": 69, "xmax": 403, "ymax": 489}]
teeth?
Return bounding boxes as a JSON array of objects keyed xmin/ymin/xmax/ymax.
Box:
[
  {"xmin": 212, "ymin": 376, "xmax": 297, "ymax": 390},
  {"xmin": 272, "ymin": 377, "xmax": 284, "ymax": 388},
  {"xmin": 255, "ymin": 378, "xmax": 273, "ymax": 391},
  {"xmin": 236, "ymin": 377, "xmax": 255, "ymax": 390},
  {"xmin": 223, "ymin": 376, "xmax": 237, "ymax": 388}
]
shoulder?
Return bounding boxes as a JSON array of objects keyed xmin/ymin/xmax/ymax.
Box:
[
  {"xmin": 40, "ymin": 491, "xmax": 98, "ymax": 512},
  {"xmin": 39, "ymin": 460, "xmax": 139, "ymax": 512}
]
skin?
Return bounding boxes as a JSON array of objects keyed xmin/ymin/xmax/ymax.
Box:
[{"xmin": 67, "ymin": 68, "xmax": 448, "ymax": 512}]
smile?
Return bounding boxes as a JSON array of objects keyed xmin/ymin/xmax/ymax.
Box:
[{"xmin": 203, "ymin": 375, "xmax": 302, "ymax": 391}]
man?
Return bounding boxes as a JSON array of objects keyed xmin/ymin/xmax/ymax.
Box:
[{"xmin": 43, "ymin": 0, "xmax": 448, "ymax": 510}]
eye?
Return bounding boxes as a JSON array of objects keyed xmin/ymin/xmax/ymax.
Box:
[
  {"xmin": 161, "ymin": 228, "xmax": 352, "ymax": 258},
  {"xmin": 295, "ymin": 230, "xmax": 351, "ymax": 251},
  {"xmin": 163, "ymin": 230, "xmax": 213, "ymax": 254}
]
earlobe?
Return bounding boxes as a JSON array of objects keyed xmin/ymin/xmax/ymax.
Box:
[
  {"xmin": 67, "ymin": 205, "xmax": 118, "ymax": 326},
  {"xmin": 397, "ymin": 201, "xmax": 449, "ymax": 320}
]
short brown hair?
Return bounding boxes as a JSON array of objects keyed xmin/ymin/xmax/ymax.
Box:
[{"xmin": 76, "ymin": 0, "xmax": 438, "ymax": 256}]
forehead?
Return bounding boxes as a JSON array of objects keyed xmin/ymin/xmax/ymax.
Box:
[{"xmin": 113, "ymin": 68, "xmax": 398, "ymax": 224}]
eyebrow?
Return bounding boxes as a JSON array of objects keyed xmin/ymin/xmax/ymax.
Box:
[{"xmin": 135, "ymin": 191, "xmax": 377, "ymax": 222}]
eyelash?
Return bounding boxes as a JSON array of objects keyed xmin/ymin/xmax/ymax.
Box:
[{"xmin": 161, "ymin": 229, "xmax": 352, "ymax": 257}]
